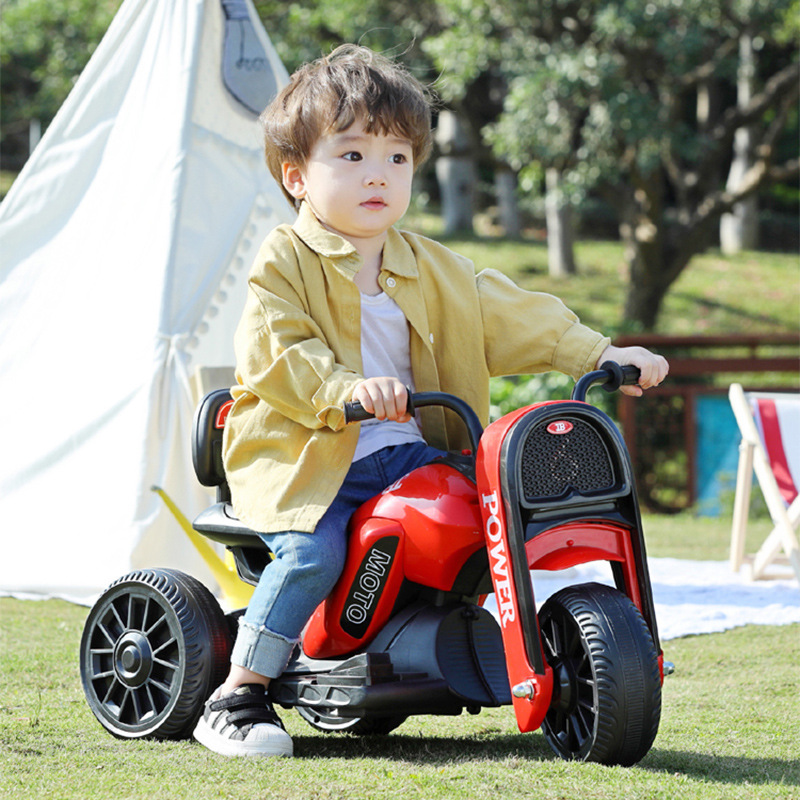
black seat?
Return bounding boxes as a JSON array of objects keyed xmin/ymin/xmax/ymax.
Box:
[{"xmin": 191, "ymin": 389, "xmax": 271, "ymax": 585}]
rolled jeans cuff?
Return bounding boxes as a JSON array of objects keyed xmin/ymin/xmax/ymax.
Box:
[{"xmin": 230, "ymin": 619, "xmax": 299, "ymax": 679}]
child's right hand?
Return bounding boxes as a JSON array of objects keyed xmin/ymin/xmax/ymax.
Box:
[{"xmin": 352, "ymin": 377, "xmax": 412, "ymax": 422}]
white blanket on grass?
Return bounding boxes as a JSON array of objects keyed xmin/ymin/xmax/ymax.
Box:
[
  {"xmin": 482, "ymin": 557, "xmax": 800, "ymax": 640},
  {"xmin": 5, "ymin": 558, "xmax": 799, "ymax": 641}
]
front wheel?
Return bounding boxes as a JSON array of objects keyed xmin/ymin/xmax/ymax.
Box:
[
  {"xmin": 80, "ymin": 568, "xmax": 232, "ymax": 739},
  {"xmin": 538, "ymin": 582, "xmax": 661, "ymax": 766}
]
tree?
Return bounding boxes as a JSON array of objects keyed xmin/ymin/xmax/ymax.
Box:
[
  {"xmin": 426, "ymin": 0, "xmax": 799, "ymax": 330},
  {"xmin": 0, "ymin": 0, "xmax": 122, "ymax": 171},
  {"xmin": 254, "ymin": 0, "xmax": 483, "ymax": 232},
  {"xmin": 720, "ymin": 32, "xmax": 760, "ymax": 253}
]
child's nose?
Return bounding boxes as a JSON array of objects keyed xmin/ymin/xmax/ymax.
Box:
[{"xmin": 364, "ymin": 168, "xmax": 388, "ymax": 187}]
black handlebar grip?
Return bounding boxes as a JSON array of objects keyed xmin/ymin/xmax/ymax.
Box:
[
  {"xmin": 599, "ymin": 361, "xmax": 642, "ymax": 392},
  {"xmin": 343, "ymin": 400, "xmax": 371, "ymax": 423},
  {"xmin": 344, "ymin": 387, "xmax": 416, "ymax": 424}
]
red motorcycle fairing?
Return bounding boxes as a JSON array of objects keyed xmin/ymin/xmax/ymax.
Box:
[
  {"xmin": 474, "ymin": 394, "xmax": 663, "ymax": 734},
  {"xmin": 303, "ymin": 462, "xmax": 484, "ymax": 659},
  {"xmin": 474, "ymin": 402, "xmax": 558, "ymax": 733}
]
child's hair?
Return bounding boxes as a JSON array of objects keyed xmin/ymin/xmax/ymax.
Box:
[{"xmin": 261, "ymin": 44, "xmax": 434, "ymax": 205}]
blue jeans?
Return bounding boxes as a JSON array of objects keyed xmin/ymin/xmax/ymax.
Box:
[{"xmin": 230, "ymin": 441, "xmax": 445, "ymax": 679}]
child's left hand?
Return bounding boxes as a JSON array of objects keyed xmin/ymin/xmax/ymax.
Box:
[{"xmin": 596, "ymin": 345, "xmax": 669, "ymax": 397}]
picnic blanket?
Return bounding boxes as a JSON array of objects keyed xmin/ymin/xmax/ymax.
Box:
[
  {"xmin": 6, "ymin": 558, "xmax": 799, "ymax": 641},
  {"xmin": 482, "ymin": 557, "xmax": 800, "ymax": 640}
]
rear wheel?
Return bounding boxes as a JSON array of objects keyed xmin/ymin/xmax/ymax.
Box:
[
  {"xmin": 297, "ymin": 705, "xmax": 406, "ymax": 735},
  {"xmin": 80, "ymin": 568, "xmax": 231, "ymax": 739},
  {"xmin": 538, "ymin": 582, "xmax": 661, "ymax": 766}
]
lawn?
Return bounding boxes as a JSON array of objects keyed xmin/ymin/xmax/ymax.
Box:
[
  {"xmin": 2, "ymin": 516, "xmax": 798, "ymax": 800},
  {"xmin": 1, "ymin": 577, "xmax": 798, "ymax": 800}
]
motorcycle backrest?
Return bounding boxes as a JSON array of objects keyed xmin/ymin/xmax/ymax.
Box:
[{"xmin": 192, "ymin": 388, "xmax": 233, "ymax": 489}]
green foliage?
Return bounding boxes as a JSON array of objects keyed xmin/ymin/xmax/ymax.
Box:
[
  {"xmin": 489, "ymin": 371, "xmax": 621, "ymax": 422},
  {"xmin": 0, "ymin": 0, "xmax": 122, "ymax": 168},
  {"xmin": 423, "ymin": 0, "xmax": 799, "ymax": 328},
  {"xmin": 425, "ymin": 0, "xmax": 797, "ymax": 195},
  {"xmin": 490, "ymin": 372, "xmax": 573, "ymax": 419},
  {"xmin": 253, "ymin": 0, "xmax": 444, "ymax": 76}
]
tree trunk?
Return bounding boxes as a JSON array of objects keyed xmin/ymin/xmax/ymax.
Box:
[
  {"xmin": 720, "ymin": 33, "xmax": 759, "ymax": 253},
  {"xmin": 545, "ymin": 167, "xmax": 576, "ymax": 277},
  {"xmin": 494, "ymin": 167, "xmax": 521, "ymax": 237},
  {"xmin": 621, "ymin": 229, "xmax": 671, "ymax": 331},
  {"xmin": 618, "ymin": 179, "xmax": 674, "ymax": 330},
  {"xmin": 434, "ymin": 110, "xmax": 475, "ymax": 234},
  {"xmin": 622, "ymin": 269, "xmax": 671, "ymax": 331}
]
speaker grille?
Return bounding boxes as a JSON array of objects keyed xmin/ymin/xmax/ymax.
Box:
[{"xmin": 520, "ymin": 417, "xmax": 616, "ymax": 502}]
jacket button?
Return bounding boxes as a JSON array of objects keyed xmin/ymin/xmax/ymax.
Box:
[
  {"xmin": 429, "ymin": 333, "xmax": 434, "ymax": 344},
  {"xmin": 386, "ymin": 277, "xmax": 396, "ymax": 288}
]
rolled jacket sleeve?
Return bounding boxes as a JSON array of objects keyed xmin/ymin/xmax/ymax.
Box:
[{"xmin": 476, "ymin": 269, "xmax": 609, "ymax": 379}]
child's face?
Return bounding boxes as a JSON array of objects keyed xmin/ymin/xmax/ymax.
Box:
[{"xmin": 282, "ymin": 118, "xmax": 414, "ymax": 253}]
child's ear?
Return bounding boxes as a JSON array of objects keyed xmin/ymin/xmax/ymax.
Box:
[{"xmin": 281, "ymin": 162, "xmax": 306, "ymax": 201}]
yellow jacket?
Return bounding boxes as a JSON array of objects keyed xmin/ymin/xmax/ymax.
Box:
[{"xmin": 223, "ymin": 203, "xmax": 609, "ymax": 533}]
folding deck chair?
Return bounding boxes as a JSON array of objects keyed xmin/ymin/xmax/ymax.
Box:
[{"xmin": 728, "ymin": 383, "xmax": 800, "ymax": 582}]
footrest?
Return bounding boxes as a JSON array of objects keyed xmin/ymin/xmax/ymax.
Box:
[{"xmin": 271, "ymin": 652, "xmax": 459, "ymax": 716}]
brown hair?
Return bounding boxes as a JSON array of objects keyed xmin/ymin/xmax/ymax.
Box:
[{"xmin": 261, "ymin": 45, "xmax": 434, "ymax": 205}]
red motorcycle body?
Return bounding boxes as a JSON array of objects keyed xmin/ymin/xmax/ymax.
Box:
[{"xmin": 302, "ymin": 397, "xmax": 661, "ymax": 734}]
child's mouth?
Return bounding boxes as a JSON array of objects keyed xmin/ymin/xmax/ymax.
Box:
[{"xmin": 362, "ymin": 198, "xmax": 387, "ymax": 210}]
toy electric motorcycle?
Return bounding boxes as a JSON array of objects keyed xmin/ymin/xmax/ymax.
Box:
[{"xmin": 80, "ymin": 362, "xmax": 668, "ymax": 765}]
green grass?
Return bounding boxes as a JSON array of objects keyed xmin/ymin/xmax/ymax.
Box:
[
  {"xmin": 641, "ymin": 511, "xmax": 773, "ymax": 561},
  {"xmin": 401, "ymin": 211, "xmax": 800, "ymax": 337},
  {"xmin": 2, "ymin": 509, "xmax": 798, "ymax": 800},
  {"xmin": 1, "ymin": 594, "xmax": 797, "ymax": 800}
]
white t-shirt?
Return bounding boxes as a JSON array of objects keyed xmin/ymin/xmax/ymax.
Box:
[{"xmin": 353, "ymin": 290, "xmax": 424, "ymax": 461}]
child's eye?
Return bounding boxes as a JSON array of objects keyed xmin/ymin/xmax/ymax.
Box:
[
  {"xmin": 342, "ymin": 151, "xmax": 362, "ymax": 162},
  {"xmin": 390, "ymin": 153, "xmax": 409, "ymax": 165}
]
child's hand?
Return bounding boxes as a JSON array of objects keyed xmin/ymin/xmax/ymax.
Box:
[
  {"xmin": 352, "ymin": 377, "xmax": 412, "ymax": 422},
  {"xmin": 596, "ymin": 345, "xmax": 669, "ymax": 397}
]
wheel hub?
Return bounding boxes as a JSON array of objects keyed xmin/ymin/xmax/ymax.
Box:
[
  {"xmin": 552, "ymin": 660, "xmax": 576, "ymax": 713},
  {"xmin": 113, "ymin": 631, "xmax": 153, "ymax": 688}
]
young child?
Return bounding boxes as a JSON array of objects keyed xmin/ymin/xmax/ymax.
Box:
[{"xmin": 193, "ymin": 44, "xmax": 669, "ymax": 758}]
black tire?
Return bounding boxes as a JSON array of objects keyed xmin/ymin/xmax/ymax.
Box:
[
  {"xmin": 80, "ymin": 568, "xmax": 232, "ymax": 740},
  {"xmin": 296, "ymin": 705, "xmax": 407, "ymax": 735},
  {"xmin": 538, "ymin": 582, "xmax": 661, "ymax": 766}
]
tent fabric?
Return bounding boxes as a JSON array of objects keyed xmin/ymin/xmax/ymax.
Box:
[{"xmin": 0, "ymin": 0, "xmax": 294, "ymax": 599}]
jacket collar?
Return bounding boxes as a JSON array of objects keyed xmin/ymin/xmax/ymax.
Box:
[{"xmin": 292, "ymin": 202, "xmax": 419, "ymax": 279}]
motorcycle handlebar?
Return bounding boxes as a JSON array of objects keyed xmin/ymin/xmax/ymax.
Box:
[
  {"xmin": 342, "ymin": 362, "xmax": 641, "ymax": 449},
  {"xmin": 571, "ymin": 361, "xmax": 641, "ymax": 402},
  {"xmin": 344, "ymin": 390, "xmax": 484, "ymax": 454}
]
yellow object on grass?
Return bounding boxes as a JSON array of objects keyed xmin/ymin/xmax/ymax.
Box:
[{"xmin": 151, "ymin": 486, "xmax": 254, "ymax": 607}]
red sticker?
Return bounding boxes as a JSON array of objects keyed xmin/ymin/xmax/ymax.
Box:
[
  {"xmin": 215, "ymin": 400, "xmax": 234, "ymax": 429},
  {"xmin": 546, "ymin": 420, "xmax": 573, "ymax": 435}
]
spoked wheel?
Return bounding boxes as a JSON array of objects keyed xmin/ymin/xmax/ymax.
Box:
[
  {"xmin": 538, "ymin": 582, "xmax": 661, "ymax": 766},
  {"xmin": 297, "ymin": 705, "xmax": 406, "ymax": 735},
  {"xmin": 80, "ymin": 568, "xmax": 232, "ymax": 739}
]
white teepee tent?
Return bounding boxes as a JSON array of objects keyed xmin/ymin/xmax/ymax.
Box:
[{"xmin": 0, "ymin": 0, "xmax": 294, "ymax": 600}]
